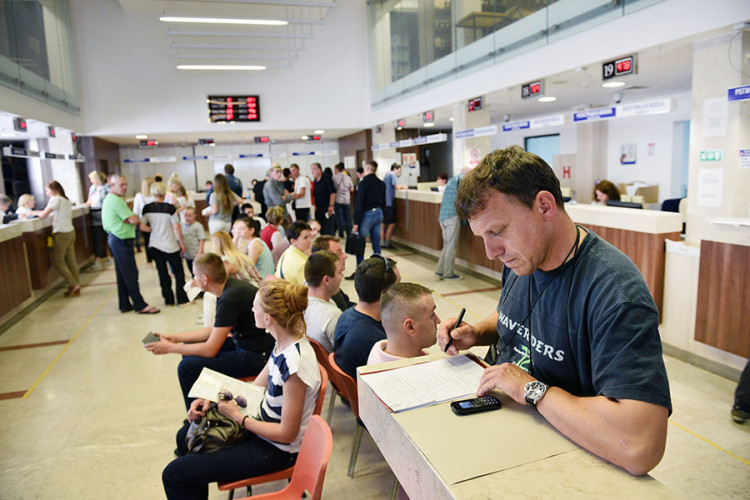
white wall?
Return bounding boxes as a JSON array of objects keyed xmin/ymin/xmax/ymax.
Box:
[{"xmin": 73, "ymin": 0, "xmax": 370, "ymax": 138}]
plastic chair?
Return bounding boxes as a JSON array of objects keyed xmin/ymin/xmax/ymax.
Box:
[
  {"xmin": 218, "ymin": 364, "xmax": 328, "ymax": 499},
  {"xmin": 328, "ymin": 352, "xmax": 365, "ymax": 477},
  {"xmin": 234, "ymin": 415, "xmax": 333, "ymax": 500},
  {"xmin": 308, "ymin": 338, "xmax": 346, "ymax": 422}
]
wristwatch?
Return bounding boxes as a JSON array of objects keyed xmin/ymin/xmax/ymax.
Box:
[{"xmin": 524, "ymin": 380, "xmax": 548, "ymax": 406}]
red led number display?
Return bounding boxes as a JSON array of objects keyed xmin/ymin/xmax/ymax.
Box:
[{"xmin": 208, "ymin": 95, "xmax": 261, "ymax": 123}]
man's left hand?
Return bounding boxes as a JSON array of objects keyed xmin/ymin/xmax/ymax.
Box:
[
  {"xmin": 144, "ymin": 339, "xmax": 173, "ymax": 355},
  {"xmin": 477, "ymin": 362, "xmax": 535, "ymax": 405}
]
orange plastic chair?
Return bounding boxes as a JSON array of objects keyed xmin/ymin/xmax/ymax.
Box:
[
  {"xmin": 218, "ymin": 364, "xmax": 328, "ymax": 499},
  {"xmin": 307, "ymin": 338, "xmax": 346, "ymax": 422},
  {"xmin": 233, "ymin": 415, "xmax": 333, "ymax": 500},
  {"xmin": 327, "ymin": 352, "xmax": 365, "ymax": 477}
]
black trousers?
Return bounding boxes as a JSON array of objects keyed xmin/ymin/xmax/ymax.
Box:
[
  {"xmin": 736, "ymin": 359, "xmax": 750, "ymax": 410},
  {"xmin": 314, "ymin": 208, "xmax": 335, "ymax": 235},
  {"xmin": 151, "ymin": 248, "xmax": 189, "ymax": 305}
]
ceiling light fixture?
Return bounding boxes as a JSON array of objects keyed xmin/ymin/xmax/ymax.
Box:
[
  {"xmin": 449, "ymin": 117, "xmax": 454, "ymax": 121},
  {"xmin": 301, "ymin": 135, "xmax": 309, "ymax": 140},
  {"xmin": 602, "ymin": 81, "xmax": 625, "ymax": 88},
  {"xmin": 177, "ymin": 64, "xmax": 266, "ymax": 70},
  {"xmin": 538, "ymin": 96, "xmax": 557, "ymax": 102},
  {"xmin": 314, "ymin": 129, "xmax": 324, "ymax": 134},
  {"xmin": 135, "ymin": 134, "xmax": 148, "ymax": 139},
  {"xmin": 160, "ymin": 16, "xmax": 288, "ymax": 26}
]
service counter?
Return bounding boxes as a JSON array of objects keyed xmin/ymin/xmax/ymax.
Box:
[
  {"xmin": 393, "ymin": 191, "xmax": 682, "ymax": 315},
  {"xmin": 0, "ymin": 223, "xmax": 33, "ymax": 320},
  {"xmin": 12, "ymin": 206, "xmax": 94, "ymax": 291}
]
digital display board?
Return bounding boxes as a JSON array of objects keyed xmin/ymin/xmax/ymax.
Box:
[
  {"xmin": 468, "ymin": 96, "xmax": 483, "ymax": 112},
  {"xmin": 208, "ymin": 95, "xmax": 261, "ymax": 123},
  {"xmin": 521, "ymin": 80, "xmax": 543, "ymax": 99},
  {"xmin": 603, "ymin": 55, "xmax": 636, "ymax": 80},
  {"xmin": 254, "ymin": 136, "xmax": 270, "ymax": 144},
  {"xmin": 139, "ymin": 139, "xmax": 159, "ymax": 149},
  {"xmin": 422, "ymin": 111, "xmax": 434, "ymax": 122}
]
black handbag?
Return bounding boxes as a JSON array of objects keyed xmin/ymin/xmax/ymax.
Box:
[{"xmin": 345, "ymin": 232, "xmax": 366, "ymax": 255}]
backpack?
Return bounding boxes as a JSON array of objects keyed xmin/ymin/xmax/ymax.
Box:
[{"xmin": 184, "ymin": 405, "xmax": 251, "ymax": 454}]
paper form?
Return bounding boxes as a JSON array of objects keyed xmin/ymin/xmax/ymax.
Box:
[
  {"xmin": 188, "ymin": 367, "xmax": 266, "ymax": 418},
  {"xmin": 361, "ymin": 355, "xmax": 485, "ymax": 412}
]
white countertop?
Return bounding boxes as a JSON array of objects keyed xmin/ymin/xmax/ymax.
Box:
[
  {"xmin": 0, "ymin": 223, "xmax": 23, "ymax": 243},
  {"xmin": 9, "ymin": 206, "xmax": 89, "ymax": 232},
  {"xmin": 566, "ymin": 204, "xmax": 682, "ymax": 234},
  {"xmin": 395, "ymin": 189, "xmax": 443, "ymax": 203}
]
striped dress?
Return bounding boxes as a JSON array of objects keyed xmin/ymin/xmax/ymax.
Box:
[{"xmin": 259, "ymin": 337, "xmax": 321, "ymax": 453}]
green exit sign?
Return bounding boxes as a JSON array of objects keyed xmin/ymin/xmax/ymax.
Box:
[{"xmin": 700, "ymin": 150, "xmax": 722, "ymax": 161}]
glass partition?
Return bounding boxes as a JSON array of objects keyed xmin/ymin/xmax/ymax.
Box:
[
  {"xmin": 368, "ymin": 0, "xmax": 663, "ymax": 106},
  {"xmin": 0, "ymin": 0, "xmax": 80, "ymax": 114}
]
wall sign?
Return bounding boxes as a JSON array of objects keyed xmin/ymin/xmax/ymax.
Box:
[
  {"xmin": 603, "ymin": 55, "xmax": 636, "ymax": 80},
  {"xmin": 699, "ymin": 150, "xmax": 723, "ymax": 162},
  {"xmin": 728, "ymin": 85, "xmax": 750, "ymax": 102}
]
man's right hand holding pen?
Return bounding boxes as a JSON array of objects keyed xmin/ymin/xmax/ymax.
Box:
[{"xmin": 438, "ymin": 310, "xmax": 501, "ymax": 355}]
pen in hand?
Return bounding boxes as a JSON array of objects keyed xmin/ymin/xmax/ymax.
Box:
[{"xmin": 444, "ymin": 307, "xmax": 466, "ymax": 353}]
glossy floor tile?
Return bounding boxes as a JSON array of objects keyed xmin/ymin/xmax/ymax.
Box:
[{"xmin": 0, "ymin": 247, "xmax": 748, "ymax": 499}]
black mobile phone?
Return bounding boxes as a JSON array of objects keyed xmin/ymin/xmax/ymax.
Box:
[
  {"xmin": 450, "ymin": 396, "xmax": 502, "ymax": 416},
  {"xmin": 142, "ymin": 332, "xmax": 160, "ymax": 344}
]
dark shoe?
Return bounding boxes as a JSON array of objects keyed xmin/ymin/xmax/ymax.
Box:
[
  {"xmin": 731, "ymin": 405, "xmax": 749, "ymax": 424},
  {"xmin": 120, "ymin": 307, "xmax": 134, "ymax": 313},
  {"xmin": 434, "ymin": 272, "xmax": 444, "ymax": 279},
  {"xmin": 443, "ymin": 274, "xmax": 463, "ymax": 280},
  {"xmin": 345, "ymin": 272, "xmax": 356, "ymax": 281}
]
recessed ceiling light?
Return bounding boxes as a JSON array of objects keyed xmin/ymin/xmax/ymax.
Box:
[
  {"xmin": 423, "ymin": 122, "xmax": 436, "ymax": 127},
  {"xmin": 449, "ymin": 117, "xmax": 454, "ymax": 122},
  {"xmin": 2, "ymin": 132, "xmax": 18, "ymax": 137},
  {"xmin": 602, "ymin": 81, "xmax": 625, "ymax": 88},
  {"xmin": 135, "ymin": 134, "xmax": 148, "ymax": 139},
  {"xmin": 301, "ymin": 135, "xmax": 309, "ymax": 140},
  {"xmin": 314, "ymin": 129, "xmax": 325, "ymax": 134},
  {"xmin": 177, "ymin": 65, "xmax": 266, "ymax": 71},
  {"xmin": 538, "ymin": 96, "xmax": 557, "ymax": 102},
  {"xmin": 160, "ymin": 16, "xmax": 288, "ymax": 26}
]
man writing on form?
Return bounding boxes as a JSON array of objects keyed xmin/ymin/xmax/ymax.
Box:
[{"xmin": 438, "ymin": 146, "xmax": 671, "ymax": 476}]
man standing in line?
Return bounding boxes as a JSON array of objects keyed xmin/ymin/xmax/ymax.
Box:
[
  {"xmin": 290, "ymin": 164, "xmax": 311, "ymax": 222},
  {"xmin": 439, "ymin": 146, "xmax": 671, "ymax": 476},
  {"xmin": 263, "ymin": 164, "xmax": 294, "ymax": 214},
  {"xmin": 311, "ymin": 162, "xmax": 336, "ymax": 235},
  {"xmin": 332, "ymin": 162, "xmax": 354, "ymax": 238},
  {"xmin": 435, "ymin": 168, "xmax": 469, "ymax": 281},
  {"xmin": 382, "ymin": 163, "xmax": 408, "ymax": 249},
  {"xmin": 252, "ymin": 176, "xmax": 267, "ymax": 220},
  {"xmin": 223, "ymin": 164, "xmax": 243, "ymax": 197},
  {"xmin": 352, "ymin": 161, "xmax": 385, "ymax": 268},
  {"xmin": 102, "ymin": 174, "xmax": 160, "ymax": 314}
]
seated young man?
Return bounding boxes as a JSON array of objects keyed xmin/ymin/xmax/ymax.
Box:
[
  {"xmin": 145, "ymin": 253, "xmax": 274, "ymax": 409},
  {"xmin": 303, "ymin": 251, "xmax": 344, "ymax": 352},
  {"xmin": 241, "ymin": 202, "xmax": 267, "ymax": 230},
  {"xmin": 368, "ymin": 282, "xmax": 440, "ymax": 364},
  {"xmin": 274, "ymin": 220, "xmax": 312, "ymax": 285},
  {"xmin": 311, "ymin": 235, "xmax": 353, "ymax": 311},
  {"xmin": 333, "ymin": 254, "xmax": 399, "ymax": 380}
]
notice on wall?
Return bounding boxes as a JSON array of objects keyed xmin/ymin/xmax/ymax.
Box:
[
  {"xmin": 739, "ymin": 149, "xmax": 750, "ymax": 169},
  {"xmin": 620, "ymin": 142, "xmax": 637, "ymax": 165},
  {"xmin": 697, "ymin": 168, "xmax": 723, "ymax": 208},
  {"xmin": 702, "ymin": 97, "xmax": 728, "ymax": 137}
]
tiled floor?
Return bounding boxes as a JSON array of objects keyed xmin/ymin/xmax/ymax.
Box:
[{"xmin": 0, "ymin": 246, "xmax": 748, "ymax": 499}]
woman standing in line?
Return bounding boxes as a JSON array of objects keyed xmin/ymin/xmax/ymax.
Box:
[
  {"xmin": 34, "ymin": 181, "xmax": 80, "ymax": 297},
  {"xmin": 133, "ymin": 177, "xmax": 154, "ymax": 262},
  {"xmin": 86, "ymin": 171, "xmax": 110, "ymax": 266},
  {"xmin": 207, "ymin": 174, "xmax": 239, "ymax": 235}
]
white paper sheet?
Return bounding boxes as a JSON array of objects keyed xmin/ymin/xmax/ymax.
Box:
[
  {"xmin": 183, "ymin": 281, "xmax": 201, "ymax": 302},
  {"xmin": 362, "ymin": 355, "xmax": 485, "ymax": 412},
  {"xmin": 188, "ymin": 367, "xmax": 266, "ymax": 418}
]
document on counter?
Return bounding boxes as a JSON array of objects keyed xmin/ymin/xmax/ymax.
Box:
[
  {"xmin": 188, "ymin": 367, "xmax": 266, "ymax": 418},
  {"xmin": 362, "ymin": 354, "xmax": 486, "ymax": 412}
]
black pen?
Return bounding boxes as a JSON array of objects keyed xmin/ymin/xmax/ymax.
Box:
[{"xmin": 444, "ymin": 307, "xmax": 465, "ymax": 353}]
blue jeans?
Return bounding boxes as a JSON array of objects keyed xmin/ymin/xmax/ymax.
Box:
[
  {"xmin": 108, "ymin": 233, "xmax": 148, "ymax": 312},
  {"xmin": 357, "ymin": 208, "xmax": 383, "ymax": 264},
  {"xmin": 164, "ymin": 422, "xmax": 297, "ymax": 500},
  {"xmin": 335, "ymin": 203, "xmax": 352, "ymax": 237},
  {"xmin": 178, "ymin": 337, "xmax": 270, "ymax": 409}
]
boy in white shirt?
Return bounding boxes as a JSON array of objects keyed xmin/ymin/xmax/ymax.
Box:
[
  {"xmin": 303, "ymin": 250, "xmax": 343, "ymax": 352},
  {"xmin": 181, "ymin": 207, "xmax": 205, "ymax": 277},
  {"xmin": 368, "ymin": 283, "xmax": 440, "ymax": 365}
]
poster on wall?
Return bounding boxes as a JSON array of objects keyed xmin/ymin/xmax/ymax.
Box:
[
  {"xmin": 620, "ymin": 143, "xmax": 637, "ymax": 165},
  {"xmin": 697, "ymin": 168, "xmax": 723, "ymax": 208},
  {"xmin": 739, "ymin": 149, "xmax": 750, "ymax": 169},
  {"xmin": 468, "ymin": 148, "xmax": 481, "ymax": 167},
  {"xmin": 702, "ymin": 97, "xmax": 728, "ymax": 137}
]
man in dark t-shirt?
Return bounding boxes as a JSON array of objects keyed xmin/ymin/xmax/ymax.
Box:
[
  {"xmin": 311, "ymin": 162, "xmax": 336, "ymax": 235},
  {"xmin": 438, "ymin": 146, "xmax": 671, "ymax": 476},
  {"xmin": 145, "ymin": 253, "xmax": 273, "ymax": 409},
  {"xmin": 334, "ymin": 255, "xmax": 398, "ymax": 380}
]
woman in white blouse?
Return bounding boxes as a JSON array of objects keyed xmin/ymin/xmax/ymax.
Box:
[{"xmin": 34, "ymin": 181, "xmax": 80, "ymax": 297}]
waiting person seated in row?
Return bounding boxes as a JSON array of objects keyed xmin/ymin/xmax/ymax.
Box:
[
  {"xmin": 334, "ymin": 254, "xmax": 399, "ymax": 380},
  {"xmin": 261, "ymin": 205, "xmax": 285, "ymax": 251},
  {"xmin": 145, "ymin": 253, "xmax": 274, "ymax": 409},
  {"xmin": 368, "ymin": 283, "xmax": 440, "ymax": 364},
  {"xmin": 275, "ymin": 220, "xmax": 312, "ymax": 285},
  {"xmin": 232, "ymin": 216, "xmax": 275, "ymax": 279},
  {"xmin": 304, "ymin": 251, "xmax": 344, "ymax": 353},
  {"xmin": 594, "ymin": 179, "xmax": 621, "ymax": 204},
  {"xmin": 240, "ymin": 202, "xmax": 267, "ymax": 230},
  {"xmin": 311, "ymin": 235, "xmax": 354, "ymax": 312},
  {"xmin": 162, "ymin": 279, "xmax": 321, "ymax": 500}
]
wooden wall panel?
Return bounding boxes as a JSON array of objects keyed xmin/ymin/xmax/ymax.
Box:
[
  {"xmin": 581, "ymin": 224, "xmax": 679, "ymax": 317},
  {"xmin": 0, "ymin": 237, "xmax": 32, "ymax": 317},
  {"xmin": 694, "ymin": 240, "xmax": 750, "ymax": 358},
  {"xmin": 22, "ymin": 226, "xmax": 55, "ymax": 290},
  {"xmin": 73, "ymin": 213, "xmax": 94, "ymax": 265}
]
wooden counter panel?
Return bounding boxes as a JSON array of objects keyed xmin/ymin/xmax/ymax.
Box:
[
  {"xmin": 694, "ymin": 241, "xmax": 750, "ymax": 358},
  {"xmin": 582, "ymin": 224, "xmax": 679, "ymax": 317},
  {"xmin": 73, "ymin": 213, "xmax": 94, "ymax": 265},
  {"xmin": 22, "ymin": 226, "xmax": 55, "ymax": 290},
  {"xmin": 195, "ymin": 199, "xmax": 209, "ymax": 231},
  {"xmin": 456, "ymin": 224, "xmax": 504, "ymax": 272},
  {"xmin": 0, "ymin": 237, "xmax": 32, "ymax": 317}
]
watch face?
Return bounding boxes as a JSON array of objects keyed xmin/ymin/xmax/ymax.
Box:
[{"xmin": 525, "ymin": 381, "xmax": 547, "ymax": 404}]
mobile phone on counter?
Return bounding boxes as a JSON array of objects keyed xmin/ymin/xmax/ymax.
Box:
[{"xmin": 450, "ymin": 396, "xmax": 502, "ymax": 416}]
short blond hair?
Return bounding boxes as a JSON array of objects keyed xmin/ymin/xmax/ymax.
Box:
[{"xmin": 150, "ymin": 182, "xmax": 167, "ymax": 197}]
